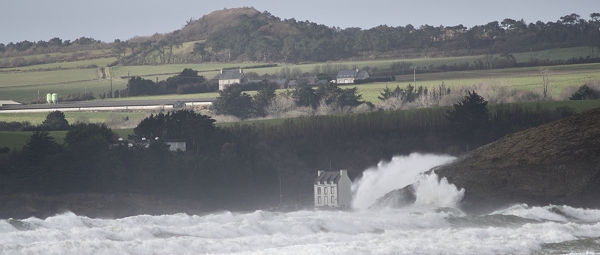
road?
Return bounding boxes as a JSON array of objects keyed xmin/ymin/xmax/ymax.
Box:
[{"xmin": 0, "ymin": 98, "xmax": 216, "ymax": 113}]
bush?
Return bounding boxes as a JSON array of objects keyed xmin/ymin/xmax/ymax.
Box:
[{"xmin": 569, "ymin": 84, "xmax": 600, "ymax": 100}]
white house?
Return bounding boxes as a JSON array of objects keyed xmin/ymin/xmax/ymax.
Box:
[
  {"xmin": 164, "ymin": 139, "xmax": 186, "ymax": 152},
  {"xmin": 314, "ymin": 170, "xmax": 352, "ymax": 208},
  {"xmin": 335, "ymin": 69, "xmax": 369, "ymax": 84},
  {"xmin": 218, "ymin": 69, "xmax": 245, "ymax": 90}
]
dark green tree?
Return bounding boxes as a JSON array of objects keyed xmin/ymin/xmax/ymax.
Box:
[
  {"xmin": 193, "ymin": 42, "xmax": 208, "ymax": 61},
  {"xmin": 164, "ymin": 68, "xmax": 206, "ymax": 93},
  {"xmin": 65, "ymin": 123, "xmax": 114, "ymax": 150},
  {"xmin": 252, "ymin": 83, "xmax": 277, "ymax": 117},
  {"xmin": 213, "ymin": 85, "xmax": 253, "ymax": 119},
  {"xmin": 41, "ymin": 110, "xmax": 70, "ymax": 131},
  {"xmin": 377, "ymin": 84, "xmax": 423, "ymax": 103},
  {"xmin": 569, "ymin": 84, "xmax": 600, "ymax": 100},
  {"xmin": 445, "ymin": 91, "xmax": 490, "ymax": 146},
  {"xmin": 20, "ymin": 131, "xmax": 62, "ymax": 166},
  {"xmin": 135, "ymin": 109, "xmax": 216, "ymax": 153},
  {"xmin": 316, "ymin": 82, "xmax": 364, "ymax": 107},
  {"xmin": 293, "ymin": 84, "xmax": 319, "ymax": 108},
  {"xmin": 127, "ymin": 76, "xmax": 158, "ymax": 96}
]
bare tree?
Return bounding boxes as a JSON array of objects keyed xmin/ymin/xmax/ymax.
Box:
[
  {"xmin": 266, "ymin": 95, "xmax": 296, "ymax": 118},
  {"xmin": 541, "ymin": 67, "xmax": 551, "ymax": 99}
]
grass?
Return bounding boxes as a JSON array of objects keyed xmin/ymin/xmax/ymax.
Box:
[
  {"xmin": 0, "ymin": 69, "xmax": 99, "ymax": 88},
  {"xmin": 1, "ymin": 46, "xmax": 599, "ymax": 103},
  {"xmin": 0, "ymin": 79, "xmax": 128, "ymax": 103},
  {"xmin": 342, "ymin": 63, "xmax": 600, "ymax": 103},
  {"xmin": 0, "ymin": 130, "xmax": 67, "ymax": 150},
  {"xmin": 1, "ymin": 63, "xmax": 599, "ymax": 106},
  {"xmin": 0, "ymin": 49, "xmax": 115, "ymax": 69},
  {"xmin": 0, "ymin": 111, "xmax": 152, "ymax": 126}
]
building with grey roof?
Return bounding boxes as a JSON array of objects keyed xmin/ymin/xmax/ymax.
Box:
[
  {"xmin": 219, "ymin": 69, "xmax": 245, "ymax": 90},
  {"xmin": 336, "ymin": 69, "xmax": 370, "ymax": 84},
  {"xmin": 314, "ymin": 170, "xmax": 352, "ymax": 208}
]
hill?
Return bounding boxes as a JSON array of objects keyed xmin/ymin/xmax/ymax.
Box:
[
  {"xmin": 178, "ymin": 7, "xmax": 280, "ymax": 41},
  {"xmin": 4, "ymin": 8, "xmax": 599, "ymax": 67},
  {"xmin": 434, "ymin": 107, "xmax": 600, "ymax": 214}
]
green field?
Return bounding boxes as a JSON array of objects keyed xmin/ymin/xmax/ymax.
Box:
[
  {"xmin": 0, "ymin": 111, "xmax": 152, "ymax": 126},
  {"xmin": 2, "ymin": 46, "xmax": 598, "ymax": 102}
]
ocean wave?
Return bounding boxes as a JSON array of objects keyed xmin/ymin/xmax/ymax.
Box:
[{"xmin": 2, "ymin": 207, "xmax": 600, "ymax": 255}]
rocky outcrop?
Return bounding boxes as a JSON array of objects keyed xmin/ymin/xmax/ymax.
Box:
[
  {"xmin": 370, "ymin": 185, "xmax": 416, "ymax": 209},
  {"xmin": 434, "ymin": 107, "xmax": 600, "ymax": 214},
  {"xmin": 0, "ymin": 193, "xmax": 213, "ymax": 219}
]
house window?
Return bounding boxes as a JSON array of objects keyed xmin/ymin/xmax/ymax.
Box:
[
  {"xmin": 332, "ymin": 196, "xmax": 335, "ymax": 204},
  {"xmin": 324, "ymin": 187, "xmax": 328, "ymax": 195},
  {"xmin": 318, "ymin": 187, "xmax": 321, "ymax": 195},
  {"xmin": 318, "ymin": 196, "xmax": 321, "ymax": 204},
  {"xmin": 324, "ymin": 196, "xmax": 328, "ymax": 205},
  {"xmin": 331, "ymin": 187, "xmax": 335, "ymax": 194}
]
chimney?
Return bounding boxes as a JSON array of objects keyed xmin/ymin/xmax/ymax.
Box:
[
  {"xmin": 318, "ymin": 170, "xmax": 324, "ymax": 176},
  {"xmin": 340, "ymin": 170, "xmax": 347, "ymax": 176}
]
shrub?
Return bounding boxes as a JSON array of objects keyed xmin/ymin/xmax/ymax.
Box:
[{"xmin": 569, "ymin": 84, "xmax": 600, "ymax": 100}]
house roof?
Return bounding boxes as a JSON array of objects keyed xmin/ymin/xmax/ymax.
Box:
[
  {"xmin": 219, "ymin": 69, "xmax": 244, "ymax": 80},
  {"xmin": 0, "ymin": 100, "xmax": 21, "ymax": 105},
  {"xmin": 314, "ymin": 171, "xmax": 341, "ymax": 184},
  {"xmin": 336, "ymin": 69, "xmax": 369, "ymax": 79}
]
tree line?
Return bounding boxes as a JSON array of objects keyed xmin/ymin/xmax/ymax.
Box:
[
  {"xmin": 111, "ymin": 68, "xmax": 217, "ymax": 98},
  {"xmin": 212, "ymin": 81, "xmax": 365, "ymax": 120},
  {"xmin": 192, "ymin": 12, "xmax": 600, "ymax": 63},
  {"xmin": 0, "ymin": 93, "xmax": 579, "ymax": 208}
]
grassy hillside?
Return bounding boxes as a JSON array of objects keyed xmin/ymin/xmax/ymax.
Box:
[{"xmin": 0, "ymin": 47, "xmax": 600, "ymax": 102}]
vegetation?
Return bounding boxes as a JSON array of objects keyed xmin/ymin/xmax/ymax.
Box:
[
  {"xmin": 2, "ymin": 7, "xmax": 600, "ymax": 210},
  {"xmin": 6, "ymin": 9, "xmax": 598, "ymax": 66},
  {"xmin": 0, "ymin": 93, "xmax": 588, "ymax": 207},
  {"xmin": 569, "ymin": 84, "xmax": 600, "ymax": 100}
]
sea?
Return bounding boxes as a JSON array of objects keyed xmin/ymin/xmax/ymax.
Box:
[{"xmin": 2, "ymin": 153, "xmax": 600, "ymax": 255}]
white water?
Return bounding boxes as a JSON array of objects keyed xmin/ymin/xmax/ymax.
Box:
[
  {"xmin": 352, "ymin": 153, "xmax": 456, "ymax": 209},
  {"xmin": 3, "ymin": 154, "xmax": 600, "ymax": 254}
]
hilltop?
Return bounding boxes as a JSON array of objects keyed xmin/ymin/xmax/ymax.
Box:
[{"xmin": 2, "ymin": 8, "xmax": 599, "ymax": 67}]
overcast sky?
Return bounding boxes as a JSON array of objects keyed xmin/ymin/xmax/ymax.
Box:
[{"xmin": 1, "ymin": 0, "xmax": 598, "ymax": 44}]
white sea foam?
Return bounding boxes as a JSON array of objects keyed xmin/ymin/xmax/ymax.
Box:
[
  {"xmin": 351, "ymin": 153, "xmax": 455, "ymax": 209},
  {"xmin": 3, "ymin": 208, "xmax": 600, "ymax": 255},
  {"xmin": 3, "ymin": 154, "xmax": 600, "ymax": 254}
]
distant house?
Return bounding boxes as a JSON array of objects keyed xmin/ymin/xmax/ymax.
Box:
[
  {"xmin": 113, "ymin": 138, "xmax": 186, "ymax": 152},
  {"xmin": 164, "ymin": 139, "xmax": 186, "ymax": 152},
  {"xmin": 314, "ymin": 170, "xmax": 352, "ymax": 208},
  {"xmin": 219, "ymin": 69, "xmax": 245, "ymax": 90},
  {"xmin": 336, "ymin": 69, "xmax": 369, "ymax": 84}
]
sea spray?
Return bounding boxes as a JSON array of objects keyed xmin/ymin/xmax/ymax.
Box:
[
  {"xmin": 351, "ymin": 153, "xmax": 455, "ymax": 209},
  {"xmin": 413, "ymin": 173, "xmax": 465, "ymax": 209}
]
